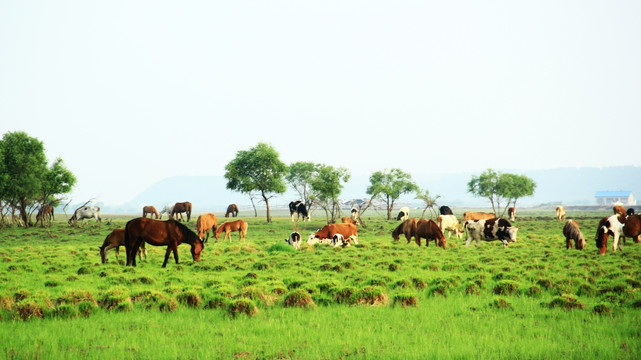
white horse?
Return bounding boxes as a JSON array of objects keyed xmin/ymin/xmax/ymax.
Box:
[{"xmin": 159, "ymin": 204, "xmax": 174, "ymax": 219}]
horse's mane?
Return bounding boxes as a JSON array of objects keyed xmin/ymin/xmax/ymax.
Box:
[{"xmin": 172, "ymin": 220, "xmax": 200, "ymax": 244}]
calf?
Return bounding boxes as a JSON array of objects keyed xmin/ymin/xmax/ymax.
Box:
[
  {"xmin": 465, "ymin": 218, "xmax": 518, "ymax": 248},
  {"xmin": 437, "ymin": 215, "xmax": 463, "ymax": 239},
  {"xmin": 563, "ymin": 219, "xmax": 586, "ymax": 250},
  {"xmin": 284, "ymin": 231, "xmax": 302, "ymax": 249}
]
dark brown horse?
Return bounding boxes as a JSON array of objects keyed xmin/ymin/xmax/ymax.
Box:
[
  {"xmin": 170, "ymin": 202, "xmax": 192, "ymax": 222},
  {"xmin": 99, "ymin": 228, "xmax": 147, "ymax": 263},
  {"xmin": 225, "ymin": 203, "xmax": 239, "ymax": 218},
  {"xmin": 124, "ymin": 218, "xmax": 203, "ymax": 267}
]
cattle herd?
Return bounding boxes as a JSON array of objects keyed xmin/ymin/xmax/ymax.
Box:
[{"xmin": 65, "ymin": 200, "xmax": 641, "ymax": 267}]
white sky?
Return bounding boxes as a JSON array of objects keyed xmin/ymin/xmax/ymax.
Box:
[{"xmin": 1, "ymin": 1, "xmax": 640, "ymax": 205}]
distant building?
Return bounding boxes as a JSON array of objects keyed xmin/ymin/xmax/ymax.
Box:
[{"xmin": 594, "ymin": 191, "xmax": 636, "ymax": 206}]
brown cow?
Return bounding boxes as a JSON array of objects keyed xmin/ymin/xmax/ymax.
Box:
[
  {"xmin": 196, "ymin": 213, "xmax": 218, "ymax": 242},
  {"xmin": 463, "ymin": 212, "xmax": 495, "ymax": 222},
  {"xmin": 171, "ymin": 202, "xmax": 192, "ymax": 222},
  {"xmin": 215, "ymin": 220, "xmax": 248, "ymax": 242},
  {"xmin": 309, "ymin": 223, "xmax": 358, "ymax": 244},
  {"xmin": 99, "ymin": 228, "xmax": 147, "ymax": 263},
  {"xmin": 341, "ymin": 216, "xmax": 358, "ymax": 225},
  {"xmin": 415, "ymin": 219, "xmax": 446, "ymax": 248},
  {"xmin": 142, "ymin": 206, "xmax": 159, "ymax": 219},
  {"xmin": 563, "ymin": 219, "xmax": 586, "ymax": 250},
  {"xmin": 225, "ymin": 204, "xmax": 239, "ymax": 218},
  {"xmin": 613, "ymin": 205, "xmax": 626, "ymax": 215}
]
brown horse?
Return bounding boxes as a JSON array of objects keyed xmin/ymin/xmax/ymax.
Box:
[
  {"xmin": 99, "ymin": 228, "xmax": 147, "ymax": 263},
  {"xmin": 142, "ymin": 206, "xmax": 159, "ymax": 219},
  {"xmin": 215, "ymin": 220, "xmax": 248, "ymax": 242},
  {"xmin": 563, "ymin": 219, "xmax": 586, "ymax": 250},
  {"xmin": 392, "ymin": 218, "xmax": 419, "ymax": 243},
  {"xmin": 124, "ymin": 218, "xmax": 203, "ymax": 267},
  {"xmin": 196, "ymin": 213, "xmax": 218, "ymax": 242},
  {"xmin": 171, "ymin": 202, "xmax": 192, "ymax": 222},
  {"xmin": 36, "ymin": 205, "xmax": 54, "ymax": 225},
  {"xmin": 225, "ymin": 204, "xmax": 239, "ymax": 218}
]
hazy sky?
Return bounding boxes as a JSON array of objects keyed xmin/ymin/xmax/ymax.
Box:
[{"xmin": 1, "ymin": 1, "xmax": 640, "ymax": 205}]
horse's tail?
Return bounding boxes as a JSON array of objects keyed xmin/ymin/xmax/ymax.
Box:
[{"xmin": 124, "ymin": 221, "xmax": 132, "ymax": 265}]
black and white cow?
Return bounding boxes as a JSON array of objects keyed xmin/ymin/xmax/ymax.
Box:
[
  {"xmin": 332, "ymin": 233, "xmax": 359, "ymax": 247},
  {"xmin": 68, "ymin": 206, "xmax": 101, "ymax": 225},
  {"xmin": 464, "ymin": 218, "xmax": 518, "ymax": 248},
  {"xmin": 439, "ymin": 206, "xmax": 454, "ymax": 215},
  {"xmin": 289, "ymin": 201, "xmax": 310, "ymax": 222},
  {"xmin": 284, "ymin": 231, "xmax": 302, "ymax": 249},
  {"xmin": 396, "ymin": 206, "xmax": 410, "ymax": 221}
]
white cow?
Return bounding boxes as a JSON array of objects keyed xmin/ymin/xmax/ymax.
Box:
[
  {"xmin": 396, "ymin": 206, "xmax": 410, "ymax": 222},
  {"xmin": 284, "ymin": 231, "xmax": 302, "ymax": 250},
  {"xmin": 437, "ymin": 215, "xmax": 464, "ymax": 238},
  {"xmin": 307, "ymin": 232, "xmax": 333, "ymax": 246},
  {"xmin": 68, "ymin": 206, "xmax": 101, "ymax": 225}
]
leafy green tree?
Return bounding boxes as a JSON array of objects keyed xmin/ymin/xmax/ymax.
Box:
[
  {"xmin": 467, "ymin": 169, "xmax": 536, "ymax": 218},
  {"xmin": 224, "ymin": 143, "xmax": 288, "ymax": 223},
  {"xmin": 366, "ymin": 168, "xmax": 417, "ymax": 220},
  {"xmin": 0, "ymin": 131, "xmax": 76, "ymax": 227},
  {"xmin": 285, "ymin": 161, "xmax": 317, "ymax": 210},
  {"xmin": 309, "ymin": 165, "xmax": 350, "ymax": 223}
]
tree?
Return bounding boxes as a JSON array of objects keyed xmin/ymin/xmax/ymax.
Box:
[
  {"xmin": 467, "ymin": 169, "xmax": 536, "ymax": 218},
  {"xmin": 224, "ymin": 143, "xmax": 287, "ymax": 223},
  {"xmin": 285, "ymin": 161, "xmax": 317, "ymax": 210},
  {"xmin": 366, "ymin": 168, "xmax": 417, "ymax": 220},
  {"xmin": 0, "ymin": 132, "xmax": 76, "ymax": 227},
  {"xmin": 415, "ymin": 186, "xmax": 441, "ymax": 219},
  {"xmin": 309, "ymin": 165, "xmax": 350, "ymax": 223}
]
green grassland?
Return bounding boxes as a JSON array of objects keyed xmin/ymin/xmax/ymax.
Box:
[{"xmin": 0, "ymin": 211, "xmax": 640, "ymax": 359}]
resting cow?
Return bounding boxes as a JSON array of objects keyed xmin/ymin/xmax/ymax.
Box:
[
  {"xmin": 563, "ymin": 219, "xmax": 586, "ymax": 250},
  {"xmin": 437, "ymin": 215, "xmax": 463, "ymax": 239},
  {"xmin": 465, "ymin": 218, "xmax": 518, "ymax": 248},
  {"xmin": 308, "ymin": 223, "xmax": 357, "ymax": 245},
  {"xmin": 332, "ymin": 233, "xmax": 359, "ymax": 247},
  {"xmin": 396, "ymin": 206, "xmax": 410, "ymax": 221}
]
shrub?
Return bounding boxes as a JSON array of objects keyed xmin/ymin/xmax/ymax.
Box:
[
  {"xmin": 52, "ymin": 304, "xmax": 78, "ymax": 319},
  {"xmin": 334, "ymin": 286, "xmax": 357, "ymax": 305},
  {"xmin": 493, "ymin": 281, "xmax": 519, "ymax": 296},
  {"xmin": 545, "ymin": 294, "xmax": 584, "ymax": 311},
  {"xmin": 283, "ymin": 289, "xmax": 316, "ymax": 309},
  {"xmin": 159, "ymin": 298, "xmax": 178, "ymax": 312},
  {"xmin": 525, "ymin": 286, "xmax": 542, "ymax": 298},
  {"xmin": 77, "ymin": 301, "xmax": 98, "ymax": 317},
  {"xmin": 465, "ymin": 282, "xmax": 480, "ymax": 296},
  {"xmin": 411, "ymin": 278, "xmax": 427, "ymax": 290},
  {"xmin": 176, "ymin": 290, "xmax": 201, "ymax": 308},
  {"xmin": 226, "ymin": 298, "xmax": 258, "ymax": 318},
  {"xmin": 57, "ymin": 290, "xmax": 96, "ymax": 306},
  {"xmin": 99, "ymin": 288, "xmax": 132, "ymax": 311},
  {"xmin": 77, "ymin": 267, "xmax": 91, "ymax": 275},
  {"xmin": 203, "ymin": 295, "xmax": 229, "ymax": 310},
  {"xmin": 592, "ymin": 303, "xmax": 611, "ymax": 316},
  {"xmin": 351, "ymin": 287, "xmax": 389, "ymax": 306},
  {"xmin": 15, "ymin": 301, "xmax": 44, "ymax": 321},
  {"xmin": 393, "ymin": 293, "xmax": 418, "ymax": 307}
]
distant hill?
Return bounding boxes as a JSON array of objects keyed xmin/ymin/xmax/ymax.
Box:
[{"xmin": 95, "ymin": 166, "xmax": 641, "ymax": 214}]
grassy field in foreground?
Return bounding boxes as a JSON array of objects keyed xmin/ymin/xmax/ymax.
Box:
[{"xmin": 0, "ymin": 211, "xmax": 640, "ymax": 359}]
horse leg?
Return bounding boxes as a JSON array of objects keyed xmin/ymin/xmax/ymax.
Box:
[
  {"xmin": 162, "ymin": 247, "xmax": 172, "ymax": 268},
  {"xmin": 173, "ymin": 244, "xmax": 179, "ymax": 264}
]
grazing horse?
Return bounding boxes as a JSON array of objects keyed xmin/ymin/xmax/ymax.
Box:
[
  {"xmin": 508, "ymin": 207, "xmax": 516, "ymax": 222},
  {"xmin": 99, "ymin": 228, "xmax": 147, "ymax": 263},
  {"xmin": 142, "ymin": 206, "xmax": 159, "ymax": 219},
  {"xmin": 225, "ymin": 204, "xmax": 239, "ymax": 218},
  {"xmin": 171, "ymin": 202, "xmax": 192, "ymax": 222},
  {"xmin": 215, "ymin": 220, "xmax": 248, "ymax": 242},
  {"xmin": 556, "ymin": 206, "xmax": 566, "ymax": 221},
  {"xmin": 124, "ymin": 218, "xmax": 203, "ymax": 267},
  {"xmin": 36, "ymin": 205, "xmax": 54, "ymax": 225},
  {"xmin": 392, "ymin": 218, "xmax": 419, "ymax": 243},
  {"xmin": 159, "ymin": 204, "xmax": 174, "ymax": 219},
  {"xmin": 196, "ymin": 213, "xmax": 218, "ymax": 242},
  {"xmin": 563, "ymin": 220, "xmax": 586, "ymax": 250}
]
